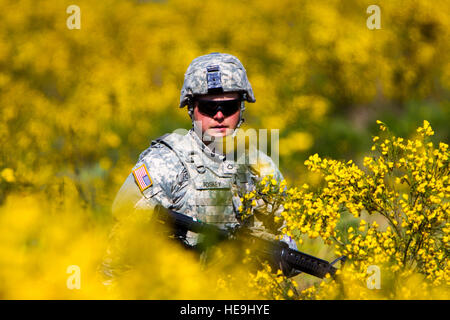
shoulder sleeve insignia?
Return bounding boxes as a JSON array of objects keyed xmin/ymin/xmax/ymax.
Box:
[{"xmin": 132, "ymin": 164, "xmax": 153, "ymax": 192}]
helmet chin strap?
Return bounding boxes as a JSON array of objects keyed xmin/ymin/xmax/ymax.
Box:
[{"xmin": 231, "ymin": 100, "xmax": 245, "ymax": 139}]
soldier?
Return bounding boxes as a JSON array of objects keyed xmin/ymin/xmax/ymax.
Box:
[{"xmin": 105, "ymin": 53, "xmax": 297, "ymax": 280}]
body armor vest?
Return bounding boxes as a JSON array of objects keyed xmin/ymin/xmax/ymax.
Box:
[{"xmin": 154, "ymin": 131, "xmax": 255, "ymax": 231}]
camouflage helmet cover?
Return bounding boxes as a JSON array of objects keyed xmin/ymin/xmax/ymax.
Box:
[{"xmin": 179, "ymin": 52, "xmax": 256, "ymax": 108}]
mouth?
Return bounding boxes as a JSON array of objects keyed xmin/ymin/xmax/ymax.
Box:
[{"xmin": 207, "ymin": 126, "xmax": 229, "ymax": 136}]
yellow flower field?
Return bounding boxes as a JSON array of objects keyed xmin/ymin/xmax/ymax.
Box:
[{"xmin": 0, "ymin": 0, "xmax": 448, "ymax": 299}]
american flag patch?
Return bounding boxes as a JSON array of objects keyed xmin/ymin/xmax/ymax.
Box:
[{"xmin": 132, "ymin": 164, "xmax": 153, "ymax": 192}]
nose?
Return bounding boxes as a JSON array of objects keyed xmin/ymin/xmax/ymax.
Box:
[{"xmin": 213, "ymin": 110, "xmax": 225, "ymax": 121}]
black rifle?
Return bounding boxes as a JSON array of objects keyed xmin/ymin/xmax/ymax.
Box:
[{"xmin": 154, "ymin": 206, "xmax": 346, "ymax": 279}]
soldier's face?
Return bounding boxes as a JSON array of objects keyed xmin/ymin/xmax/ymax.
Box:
[{"xmin": 193, "ymin": 92, "xmax": 241, "ymax": 138}]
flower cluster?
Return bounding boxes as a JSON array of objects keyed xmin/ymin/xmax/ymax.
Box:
[
  {"xmin": 240, "ymin": 121, "xmax": 449, "ymax": 299},
  {"xmin": 248, "ymin": 263, "xmax": 299, "ymax": 300}
]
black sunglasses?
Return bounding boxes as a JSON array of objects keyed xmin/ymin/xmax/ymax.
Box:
[{"xmin": 196, "ymin": 99, "xmax": 241, "ymax": 118}]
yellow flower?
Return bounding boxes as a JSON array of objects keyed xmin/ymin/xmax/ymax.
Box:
[{"xmin": 1, "ymin": 168, "xmax": 15, "ymax": 183}]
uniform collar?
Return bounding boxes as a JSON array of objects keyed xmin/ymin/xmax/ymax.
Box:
[{"xmin": 188, "ymin": 129, "xmax": 227, "ymax": 162}]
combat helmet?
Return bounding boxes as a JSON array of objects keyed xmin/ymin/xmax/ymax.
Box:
[{"xmin": 180, "ymin": 52, "xmax": 255, "ymax": 128}]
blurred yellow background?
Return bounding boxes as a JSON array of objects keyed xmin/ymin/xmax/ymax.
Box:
[{"xmin": 0, "ymin": 0, "xmax": 448, "ymax": 299}]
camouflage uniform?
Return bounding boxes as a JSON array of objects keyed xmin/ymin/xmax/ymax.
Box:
[
  {"xmin": 105, "ymin": 53, "xmax": 296, "ymax": 281},
  {"xmin": 112, "ymin": 127, "xmax": 285, "ymax": 246}
]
